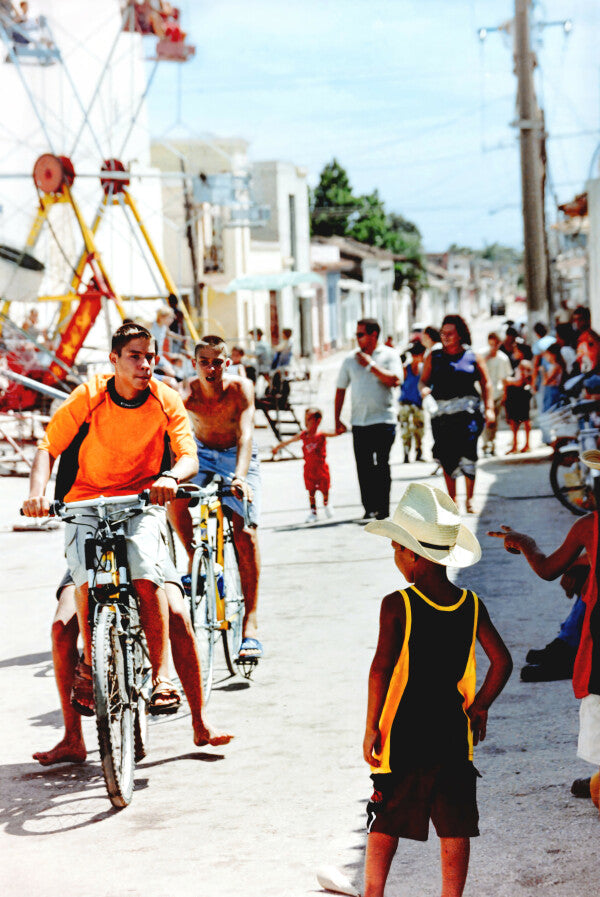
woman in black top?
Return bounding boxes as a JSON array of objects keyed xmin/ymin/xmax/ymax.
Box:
[{"xmin": 420, "ymin": 315, "xmax": 495, "ymax": 513}]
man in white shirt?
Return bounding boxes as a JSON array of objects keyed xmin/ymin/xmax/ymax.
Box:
[
  {"xmin": 334, "ymin": 318, "xmax": 401, "ymax": 520},
  {"xmin": 482, "ymin": 331, "xmax": 512, "ymax": 456}
]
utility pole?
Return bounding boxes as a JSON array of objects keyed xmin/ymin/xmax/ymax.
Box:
[{"xmin": 513, "ymin": 0, "xmax": 548, "ymax": 327}]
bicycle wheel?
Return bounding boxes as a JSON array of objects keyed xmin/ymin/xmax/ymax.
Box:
[
  {"xmin": 550, "ymin": 448, "xmax": 596, "ymax": 516},
  {"xmin": 93, "ymin": 606, "xmax": 135, "ymax": 807},
  {"xmin": 190, "ymin": 547, "xmax": 216, "ymax": 702},
  {"xmin": 221, "ymin": 519, "xmax": 244, "ymax": 674},
  {"xmin": 132, "ymin": 632, "xmax": 150, "ymax": 763}
]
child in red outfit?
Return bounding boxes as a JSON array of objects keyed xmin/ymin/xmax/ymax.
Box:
[{"xmin": 272, "ymin": 407, "xmax": 339, "ymax": 523}]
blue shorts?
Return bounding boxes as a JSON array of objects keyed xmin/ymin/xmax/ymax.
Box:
[{"xmin": 191, "ymin": 437, "xmax": 261, "ymax": 527}]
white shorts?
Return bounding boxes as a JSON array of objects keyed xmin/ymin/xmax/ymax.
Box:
[
  {"xmin": 64, "ymin": 505, "xmax": 168, "ymax": 589},
  {"xmin": 577, "ymin": 694, "xmax": 600, "ymax": 766}
]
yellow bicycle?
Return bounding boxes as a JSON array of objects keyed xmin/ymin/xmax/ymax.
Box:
[{"xmin": 170, "ymin": 479, "xmax": 246, "ymax": 702}]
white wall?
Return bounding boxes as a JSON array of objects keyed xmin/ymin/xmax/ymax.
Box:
[{"xmin": 587, "ymin": 177, "xmax": 600, "ymax": 331}]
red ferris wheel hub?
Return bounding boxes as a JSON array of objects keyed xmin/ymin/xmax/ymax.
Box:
[
  {"xmin": 100, "ymin": 158, "xmax": 129, "ymax": 194},
  {"xmin": 32, "ymin": 154, "xmax": 75, "ymax": 193}
]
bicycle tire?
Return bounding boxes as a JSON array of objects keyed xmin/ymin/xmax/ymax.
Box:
[
  {"xmin": 190, "ymin": 547, "xmax": 216, "ymax": 702},
  {"xmin": 132, "ymin": 634, "xmax": 150, "ymax": 763},
  {"xmin": 93, "ymin": 606, "xmax": 135, "ymax": 807},
  {"xmin": 221, "ymin": 518, "xmax": 244, "ymax": 675},
  {"xmin": 550, "ymin": 449, "xmax": 596, "ymax": 516}
]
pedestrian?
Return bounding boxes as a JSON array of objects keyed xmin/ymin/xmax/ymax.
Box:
[
  {"xmin": 489, "ymin": 449, "xmax": 600, "ymax": 812},
  {"xmin": 482, "ymin": 331, "xmax": 512, "ymax": 456},
  {"xmin": 572, "ymin": 306, "xmax": 600, "ymax": 375},
  {"xmin": 419, "ymin": 314, "xmax": 495, "ymax": 514},
  {"xmin": 362, "ymin": 483, "xmax": 512, "ymax": 897},
  {"xmin": 503, "ymin": 341, "xmax": 533, "ymax": 454},
  {"xmin": 246, "ymin": 327, "xmax": 271, "ymax": 386},
  {"xmin": 334, "ymin": 318, "xmax": 401, "ymax": 521},
  {"xmin": 555, "ymin": 323, "xmax": 577, "ymax": 375},
  {"xmin": 271, "ymin": 407, "xmax": 339, "ymax": 523},
  {"xmin": 540, "ymin": 343, "xmax": 566, "ymax": 411},
  {"xmin": 499, "ymin": 325, "xmax": 519, "ymax": 370},
  {"xmin": 421, "ymin": 325, "xmax": 441, "ymax": 356},
  {"xmin": 228, "ymin": 345, "xmax": 247, "ymax": 378},
  {"xmin": 398, "ymin": 340, "xmax": 425, "ymax": 463}
]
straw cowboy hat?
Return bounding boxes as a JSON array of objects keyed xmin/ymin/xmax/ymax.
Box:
[
  {"xmin": 365, "ymin": 482, "xmax": 481, "ymax": 567},
  {"xmin": 581, "ymin": 449, "xmax": 600, "ymax": 470}
]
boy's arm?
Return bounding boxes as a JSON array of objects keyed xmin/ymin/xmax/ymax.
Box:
[
  {"xmin": 233, "ymin": 379, "xmax": 256, "ymax": 500},
  {"xmin": 363, "ymin": 594, "xmax": 404, "ymax": 766},
  {"xmin": 21, "ymin": 449, "xmax": 55, "ymax": 517},
  {"xmin": 487, "ymin": 515, "xmax": 590, "ymax": 581},
  {"xmin": 271, "ymin": 431, "xmax": 303, "ymax": 454},
  {"xmin": 467, "ymin": 600, "xmax": 513, "ymax": 745}
]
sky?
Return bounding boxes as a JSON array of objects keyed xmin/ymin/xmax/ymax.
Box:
[{"xmin": 146, "ymin": 0, "xmax": 600, "ymax": 253}]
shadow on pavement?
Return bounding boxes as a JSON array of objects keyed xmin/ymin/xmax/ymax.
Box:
[
  {"xmin": 137, "ymin": 751, "xmax": 225, "ymax": 768},
  {"xmin": 0, "ymin": 651, "xmax": 52, "ymax": 670},
  {"xmin": 0, "ymin": 760, "xmax": 128, "ymax": 835}
]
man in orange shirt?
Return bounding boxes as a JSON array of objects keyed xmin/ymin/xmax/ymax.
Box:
[{"xmin": 22, "ymin": 322, "xmax": 199, "ymax": 715}]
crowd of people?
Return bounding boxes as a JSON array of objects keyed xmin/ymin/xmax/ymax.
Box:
[{"xmin": 15, "ymin": 301, "xmax": 600, "ymax": 897}]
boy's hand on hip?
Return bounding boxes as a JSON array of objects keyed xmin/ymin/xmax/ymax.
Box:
[
  {"xmin": 363, "ymin": 727, "xmax": 381, "ymax": 766},
  {"xmin": 467, "ymin": 701, "xmax": 488, "ymax": 745}
]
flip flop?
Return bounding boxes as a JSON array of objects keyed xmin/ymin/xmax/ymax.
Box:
[
  {"xmin": 236, "ymin": 637, "xmax": 263, "ymax": 660},
  {"xmin": 149, "ymin": 677, "xmax": 181, "ymax": 715},
  {"xmin": 70, "ymin": 660, "xmax": 95, "ymax": 717}
]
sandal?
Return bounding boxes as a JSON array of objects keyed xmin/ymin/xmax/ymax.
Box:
[
  {"xmin": 149, "ymin": 677, "xmax": 181, "ymax": 716},
  {"xmin": 71, "ymin": 660, "xmax": 95, "ymax": 717}
]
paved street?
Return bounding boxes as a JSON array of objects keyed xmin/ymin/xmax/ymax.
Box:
[{"xmin": 1, "ymin": 358, "xmax": 598, "ymax": 897}]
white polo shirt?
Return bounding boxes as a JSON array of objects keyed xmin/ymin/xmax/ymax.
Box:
[{"xmin": 337, "ymin": 345, "xmax": 401, "ymax": 427}]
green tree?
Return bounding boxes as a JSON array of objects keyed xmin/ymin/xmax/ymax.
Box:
[
  {"xmin": 348, "ymin": 190, "xmax": 389, "ymax": 246},
  {"xmin": 310, "ymin": 158, "xmax": 359, "ymax": 237}
]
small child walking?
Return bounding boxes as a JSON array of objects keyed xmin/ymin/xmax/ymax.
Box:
[
  {"xmin": 272, "ymin": 407, "xmax": 339, "ymax": 523},
  {"xmin": 362, "ymin": 483, "xmax": 512, "ymax": 897}
]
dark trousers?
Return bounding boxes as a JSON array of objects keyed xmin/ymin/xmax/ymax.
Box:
[{"xmin": 352, "ymin": 424, "xmax": 396, "ymax": 517}]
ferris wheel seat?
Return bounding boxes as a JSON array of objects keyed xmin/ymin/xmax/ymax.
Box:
[
  {"xmin": 7, "ymin": 42, "xmax": 60, "ymax": 65},
  {"xmin": 153, "ymin": 37, "xmax": 195, "ymax": 61}
]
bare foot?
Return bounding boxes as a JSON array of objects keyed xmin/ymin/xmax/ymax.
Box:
[
  {"xmin": 520, "ymin": 446, "xmax": 530, "ymax": 453},
  {"xmin": 505, "ymin": 447, "xmax": 518, "ymax": 455},
  {"xmin": 465, "ymin": 501, "xmax": 476, "ymax": 515},
  {"xmin": 33, "ymin": 737, "xmax": 86, "ymax": 767},
  {"xmin": 194, "ymin": 724, "xmax": 234, "ymax": 748}
]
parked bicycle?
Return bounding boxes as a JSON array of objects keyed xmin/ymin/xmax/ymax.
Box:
[
  {"xmin": 167, "ymin": 479, "xmax": 248, "ymax": 702},
  {"xmin": 543, "ymin": 396, "xmax": 600, "ymax": 516},
  {"xmin": 40, "ymin": 492, "xmax": 177, "ymax": 807}
]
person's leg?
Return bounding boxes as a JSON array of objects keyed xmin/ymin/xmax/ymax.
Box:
[
  {"xmin": 373, "ymin": 424, "xmax": 396, "ymax": 518},
  {"xmin": 33, "ymin": 585, "xmax": 87, "ymax": 766},
  {"xmin": 308, "ymin": 489, "xmax": 317, "ymax": 512},
  {"xmin": 414, "ymin": 406, "xmax": 424, "ymax": 460},
  {"xmin": 231, "ymin": 513, "xmax": 260, "ymax": 641},
  {"xmin": 133, "ymin": 579, "xmax": 172, "ymax": 686},
  {"xmin": 167, "ymin": 498, "xmax": 195, "ymax": 567},
  {"xmin": 507, "ymin": 420, "xmax": 519, "ymax": 453},
  {"xmin": 465, "ymin": 475, "xmax": 475, "ymax": 513},
  {"xmin": 522, "ymin": 420, "xmax": 531, "ymax": 451},
  {"xmin": 443, "ymin": 471, "xmax": 457, "ymax": 501},
  {"xmin": 399, "ymin": 405, "xmax": 411, "ymax": 461},
  {"xmin": 364, "ymin": 832, "xmax": 399, "ymax": 897},
  {"xmin": 440, "ymin": 838, "xmax": 470, "ymax": 897},
  {"xmin": 165, "ymin": 583, "xmax": 233, "ymax": 746},
  {"xmin": 352, "ymin": 426, "xmax": 376, "ymax": 515}
]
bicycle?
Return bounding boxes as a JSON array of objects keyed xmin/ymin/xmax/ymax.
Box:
[
  {"xmin": 543, "ymin": 397, "xmax": 600, "ymax": 516},
  {"xmin": 167, "ymin": 479, "xmax": 249, "ymax": 703},
  {"xmin": 42, "ymin": 492, "xmax": 170, "ymax": 807}
]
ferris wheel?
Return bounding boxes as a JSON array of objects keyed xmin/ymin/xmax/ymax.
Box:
[{"xmin": 0, "ymin": 0, "xmax": 198, "ymax": 419}]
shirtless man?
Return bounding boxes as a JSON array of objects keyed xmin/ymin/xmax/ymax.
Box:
[
  {"xmin": 169, "ymin": 335, "xmax": 262, "ymax": 660},
  {"xmin": 33, "ymin": 570, "xmax": 232, "ymax": 767}
]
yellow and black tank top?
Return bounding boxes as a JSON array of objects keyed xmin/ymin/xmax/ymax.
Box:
[{"xmin": 372, "ymin": 586, "xmax": 479, "ymax": 774}]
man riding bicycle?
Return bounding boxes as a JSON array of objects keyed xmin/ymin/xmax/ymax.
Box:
[
  {"xmin": 168, "ymin": 335, "xmax": 263, "ymax": 660},
  {"xmin": 22, "ymin": 322, "xmax": 198, "ymax": 715}
]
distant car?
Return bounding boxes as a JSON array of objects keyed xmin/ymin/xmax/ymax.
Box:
[{"xmin": 490, "ymin": 299, "xmax": 506, "ymax": 316}]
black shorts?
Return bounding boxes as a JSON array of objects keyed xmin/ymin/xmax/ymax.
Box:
[{"xmin": 366, "ymin": 760, "xmax": 480, "ymax": 842}]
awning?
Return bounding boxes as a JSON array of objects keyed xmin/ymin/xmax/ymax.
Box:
[{"xmin": 222, "ymin": 271, "xmax": 324, "ymax": 293}]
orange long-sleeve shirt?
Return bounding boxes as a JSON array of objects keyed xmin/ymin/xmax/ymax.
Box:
[{"xmin": 39, "ymin": 374, "xmax": 196, "ymax": 501}]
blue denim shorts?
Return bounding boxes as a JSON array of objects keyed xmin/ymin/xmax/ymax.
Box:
[{"xmin": 191, "ymin": 438, "xmax": 261, "ymax": 526}]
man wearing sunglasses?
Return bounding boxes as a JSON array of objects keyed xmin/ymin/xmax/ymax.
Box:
[
  {"xmin": 168, "ymin": 335, "xmax": 263, "ymax": 661},
  {"xmin": 335, "ymin": 318, "xmax": 401, "ymax": 521}
]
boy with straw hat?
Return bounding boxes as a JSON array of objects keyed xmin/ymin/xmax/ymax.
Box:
[
  {"xmin": 363, "ymin": 483, "xmax": 512, "ymax": 897},
  {"xmin": 490, "ymin": 447, "xmax": 600, "ymax": 815}
]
